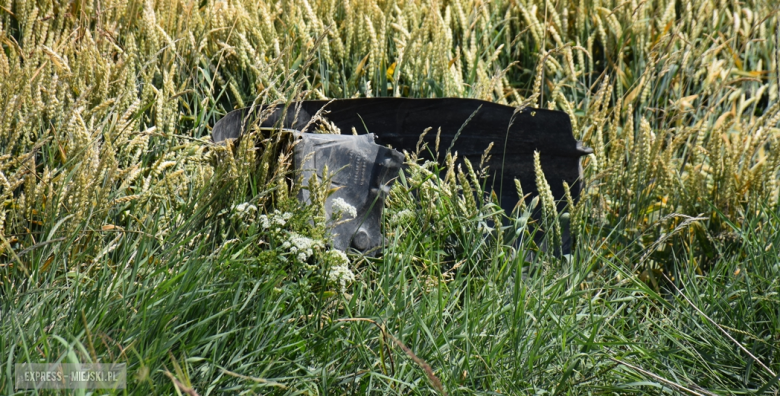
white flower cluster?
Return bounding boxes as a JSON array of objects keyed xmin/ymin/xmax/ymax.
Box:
[
  {"xmin": 231, "ymin": 202, "xmax": 258, "ymax": 221},
  {"xmin": 389, "ymin": 209, "xmax": 414, "ymax": 225},
  {"xmin": 282, "ymin": 232, "xmax": 323, "ymax": 262},
  {"xmin": 325, "ymin": 250, "xmax": 355, "ymax": 293},
  {"xmin": 234, "ymin": 202, "xmax": 256, "ymax": 213},
  {"xmin": 331, "ymin": 197, "xmax": 357, "ymax": 219},
  {"xmin": 259, "ymin": 210, "xmax": 293, "ymax": 229}
]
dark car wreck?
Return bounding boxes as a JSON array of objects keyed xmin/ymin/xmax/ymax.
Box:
[{"xmin": 212, "ymin": 98, "xmax": 592, "ymax": 255}]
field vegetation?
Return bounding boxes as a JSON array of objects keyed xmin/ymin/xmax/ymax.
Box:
[{"xmin": 1, "ymin": 0, "xmax": 780, "ymax": 393}]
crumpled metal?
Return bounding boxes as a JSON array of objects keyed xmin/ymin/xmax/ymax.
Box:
[{"xmin": 212, "ymin": 98, "xmax": 592, "ymax": 254}]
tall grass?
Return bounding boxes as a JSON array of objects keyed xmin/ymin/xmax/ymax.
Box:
[{"xmin": 1, "ymin": 0, "xmax": 779, "ymax": 394}]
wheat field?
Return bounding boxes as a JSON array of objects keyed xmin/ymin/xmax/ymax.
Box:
[{"xmin": 1, "ymin": 0, "xmax": 780, "ymax": 394}]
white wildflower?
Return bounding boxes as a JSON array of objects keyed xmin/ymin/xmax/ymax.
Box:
[
  {"xmin": 390, "ymin": 209, "xmax": 414, "ymax": 225},
  {"xmin": 259, "ymin": 210, "xmax": 293, "ymax": 230},
  {"xmin": 325, "ymin": 250, "xmax": 355, "ymax": 293},
  {"xmin": 234, "ymin": 202, "xmax": 257, "ymax": 213},
  {"xmin": 331, "ymin": 197, "xmax": 357, "ymax": 219},
  {"xmin": 277, "ymin": 211, "xmax": 293, "ymax": 225},
  {"xmin": 285, "ymin": 232, "xmax": 322, "ymax": 261},
  {"xmin": 259, "ymin": 214, "xmax": 271, "ymax": 229},
  {"xmin": 231, "ymin": 202, "xmax": 258, "ymax": 222}
]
